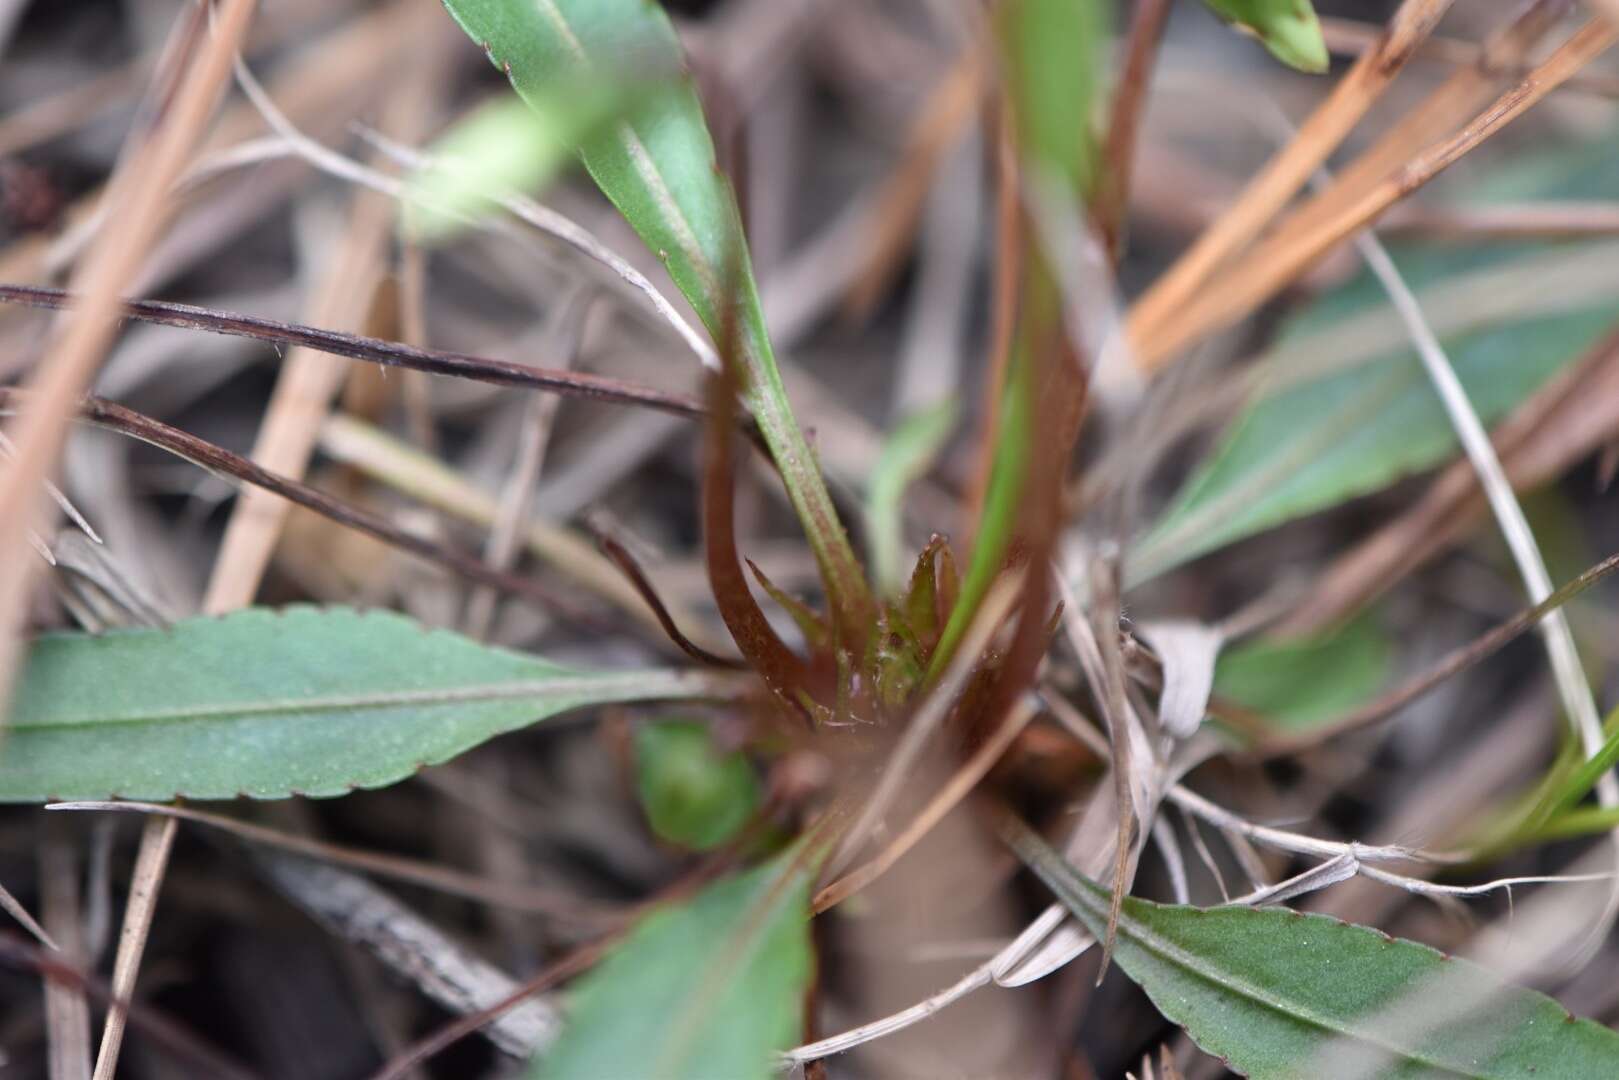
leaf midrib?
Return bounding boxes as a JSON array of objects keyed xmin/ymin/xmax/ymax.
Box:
[
  {"xmin": 9, "ymin": 669, "xmax": 724, "ymax": 732},
  {"xmin": 1025, "ymin": 833, "xmax": 1495, "ymax": 1078},
  {"xmin": 532, "ymin": 0, "xmax": 723, "ymax": 310}
]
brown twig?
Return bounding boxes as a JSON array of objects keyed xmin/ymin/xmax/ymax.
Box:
[
  {"xmin": 0, "ymin": 283, "xmax": 714, "ymax": 423},
  {"xmin": 1125, "ymin": 0, "xmax": 1456, "ymax": 364},
  {"xmin": 1139, "ymin": 17, "xmax": 1618, "ymax": 368},
  {"xmin": 1318, "ymin": 9, "xmax": 1619, "ymax": 97}
]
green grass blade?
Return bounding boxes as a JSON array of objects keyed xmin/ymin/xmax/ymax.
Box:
[
  {"xmin": 2, "ymin": 607, "xmax": 736, "ymax": 801},
  {"xmin": 531, "ymin": 849, "xmax": 814, "ymax": 1080},
  {"xmin": 438, "ymin": 0, "xmax": 871, "ymax": 632},
  {"xmin": 1003, "ymin": 815, "xmax": 1619, "ymax": 1079}
]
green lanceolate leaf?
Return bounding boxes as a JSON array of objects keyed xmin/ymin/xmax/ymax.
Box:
[
  {"xmin": 1200, "ymin": 0, "xmax": 1328, "ymax": 73},
  {"xmin": 1136, "ymin": 141, "xmax": 1619, "ymax": 584},
  {"xmin": 1, "ymin": 606, "xmax": 736, "ymax": 801},
  {"xmin": 1003, "ymin": 816, "xmax": 1619, "ymax": 1079},
  {"xmin": 1214, "ymin": 617, "xmax": 1390, "ymax": 734},
  {"xmin": 532, "ymin": 849, "xmax": 815, "ymax": 1080},
  {"xmin": 635, "ymin": 719, "xmax": 759, "ymax": 850},
  {"xmin": 438, "ymin": 0, "xmax": 872, "ymax": 634}
]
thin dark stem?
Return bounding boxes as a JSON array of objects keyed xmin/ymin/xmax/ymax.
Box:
[
  {"xmin": 0, "ymin": 283, "xmax": 710, "ymax": 421},
  {"xmin": 1095, "ymin": 0, "xmax": 1172, "ymax": 263},
  {"xmin": 1259, "ymin": 546, "xmax": 1619, "ymax": 755},
  {"xmin": 595, "ymin": 532, "xmax": 745, "ymax": 669},
  {"xmin": 1, "ymin": 389, "xmax": 604, "ymax": 624}
]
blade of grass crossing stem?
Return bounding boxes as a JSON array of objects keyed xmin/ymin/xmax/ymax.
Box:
[
  {"xmin": 531, "ymin": 848, "xmax": 817, "ymax": 1080},
  {"xmin": 437, "ymin": 0, "xmax": 872, "ymax": 636},
  {"xmin": 999, "ymin": 811, "xmax": 1619, "ymax": 1079}
]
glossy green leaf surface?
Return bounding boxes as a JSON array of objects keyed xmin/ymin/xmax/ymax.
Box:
[
  {"xmin": 1006, "ymin": 818, "xmax": 1619, "ymax": 1079},
  {"xmin": 438, "ymin": 0, "xmax": 871, "ymax": 631},
  {"xmin": 1214, "ymin": 617, "xmax": 1390, "ymax": 733},
  {"xmin": 635, "ymin": 719, "xmax": 759, "ymax": 850},
  {"xmin": 2, "ymin": 607, "xmax": 731, "ymax": 801},
  {"xmin": 1135, "ymin": 138, "xmax": 1619, "ymax": 584},
  {"xmin": 1200, "ymin": 0, "xmax": 1328, "ymax": 73},
  {"xmin": 532, "ymin": 850, "xmax": 814, "ymax": 1080}
]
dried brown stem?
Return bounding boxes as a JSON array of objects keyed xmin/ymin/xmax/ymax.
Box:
[
  {"xmin": 1140, "ymin": 17, "xmax": 1616, "ymax": 369},
  {"xmin": 0, "ymin": 283, "xmax": 713, "ymax": 423},
  {"xmin": 1125, "ymin": 0, "xmax": 1456, "ymax": 362},
  {"xmin": 1093, "ymin": 0, "xmax": 1172, "ymax": 262}
]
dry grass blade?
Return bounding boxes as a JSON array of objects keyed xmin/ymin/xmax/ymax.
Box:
[
  {"xmin": 0, "ymin": 0, "xmax": 255, "ymax": 711},
  {"xmin": 24, "ymin": 12, "xmax": 272, "ymax": 1077},
  {"xmin": 1352, "ymin": 225, "xmax": 1605, "ymax": 760},
  {"xmin": 93, "ymin": 814, "xmax": 177, "ymax": 1080},
  {"xmin": 1140, "ymin": 18, "xmax": 1618, "ymax": 367},
  {"xmin": 1316, "ymin": 11, "xmax": 1619, "ymax": 97},
  {"xmin": 1281, "ymin": 0, "xmax": 1570, "ymax": 248},
  {"xmin": 464, "ymin": 291, "xmax": 588, "ymax": 638},
  {"xmin": 204, "ymin": 118, "xmax": 400, "ymax": 611},
  {"xmin": 39, "ymin": 820, "xmax": 90, "ymax": 1080},
  {"xmin": 1125, "ymin": 0, "xmax": 1455, "ymax": 364},
  {"xmin": 0, "ymin": 936, "xmax": 253, "ymax": 1079},
  {"xmin": 317, "ymin": 414, "xmax": 705, "ymax": 643}
]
